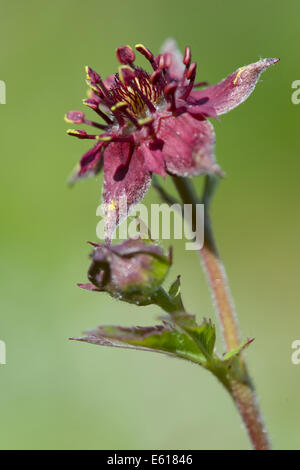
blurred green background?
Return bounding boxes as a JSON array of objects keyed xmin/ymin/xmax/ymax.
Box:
[{"xmin": 0, "ymin": 0, "xmax": 299, "ymax": 450}]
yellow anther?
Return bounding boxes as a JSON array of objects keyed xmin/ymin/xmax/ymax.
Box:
[
  {"xmin": 233, "ymin": 67, "xmax": 245, "ymax": 85},
  {"xmin": 135, "ymin": 43, "xmax": 148, "ymax": 52},
  {"xmin": 138, "ymin": 116, "xmax": 154, "ymax": 126},
  {"xmin": 107, "ymin": 199, "xmax": 116, "ymax": 210},
  {"xmin": 135, "ymin": 44, "xmax": 153, "ymax": 62},
  {"xmin": 111, "ymin": 102, "xmax": 127, "ymax": 112},
  {"xmin": 118, "ymin": 65, "xmax": 134, "ymax": 84},
  {"xmin": 86, "ymin": 80, "xmax": 99, "ymax": 94},
  {"xmin": 96, "ymin": 135, "xmax": 112, "ymax": 141}
]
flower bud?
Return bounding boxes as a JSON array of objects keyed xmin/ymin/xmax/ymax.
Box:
[{"xmin": 79, "ymin": 238, "xmax": 172, "ymax": 305}]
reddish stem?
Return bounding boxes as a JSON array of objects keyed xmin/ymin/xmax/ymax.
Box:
[{"xmin": 172, "ymin": 175, "xmax": 271, "ymax": 450}]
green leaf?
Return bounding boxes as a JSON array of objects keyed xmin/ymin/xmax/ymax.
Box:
[
  {"xmin": 71, "ymin": 323, "xmax": 211, "ymax": 366},
  {"xmin": 167, "ymin": 276, "xmax": 184, "ymax": 312},
  {"xmin": 168, "ymin": 276, "xmax": 181, "ymax": 298},
  {"xmin": 168, "ymin": 311, "xmax": 216, "ymax": 359},
  {"xmin": 222, "ymin": 337, "xmax": 254, "ymax": 363},
  {"xmin": 71, "ymin": 321, "xmax": 255, "ymax": 387}
]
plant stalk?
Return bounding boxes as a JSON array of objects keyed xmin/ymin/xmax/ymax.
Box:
[{"xmin": 172, "ymin": 174, "xmax": 271, "ymax": 450}]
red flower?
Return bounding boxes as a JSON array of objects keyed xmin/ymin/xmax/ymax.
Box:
[{"xmin": 66, "ymin": 39, "xmax": 279, "ymax": 239}]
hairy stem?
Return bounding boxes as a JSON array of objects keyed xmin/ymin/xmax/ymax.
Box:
[{"xmin": 172, "ymin": 175, "xmax": 271, "ymax": 450}]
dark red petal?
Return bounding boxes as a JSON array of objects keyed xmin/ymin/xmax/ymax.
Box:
[
  {"xmin": 79, "ymin": 142, "xmax": 104, "ymax": 173},
  {"xmin": 190, "ymin": 58, "xmax": 279, "ymax": 116},
  {"xmin": 110, "ymin": 238, "xmax": 168, "ymax": 259},
  {"xmin": 77, "ymin": 283, "xmax": 101, "ymax": 292},
  {"xmin": 160, "ymin": 38, "xmax": 185, "ymax": 81},
  {"xmin": 69, "ymin": 142, "xmax": 104, "ymax": 184},
  {"xmin": 140, "ymin": 142, "xmax": 166, "ymax": 178},
  {"xmin": 157, "ymin": 113, "xmax": 221, "ymax": 177},
  {"xmin": 186, "ymin": 103, "xmax": 218, "ymax": 120},
  {"xmin": 103, "ymin": 142, "xmax": 152, "ymax": 240}
]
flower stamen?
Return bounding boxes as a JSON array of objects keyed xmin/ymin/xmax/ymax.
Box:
[
  {"xmin": 83, "ymin": 99, "xmax": 114, "ymax": 125},
  {"xmin": 135, "ymin": 44, "xmax": 156, "ymax": 69},
  {"xmin": 164, "ymin": 82, "xmax": 178, "ymax": 113},
  {"xmin": 181, "ymin": 62, "xmax": 197, "ymax": 100},
  {"xmin": 67, "ymin": 129, "xmax": 97, "ymax": 139}
]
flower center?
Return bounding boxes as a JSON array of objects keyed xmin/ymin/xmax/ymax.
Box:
[
  {"xmin": 67, "ymin": 43, "xmax": 207, "ymax": 145},
  {"xmin": 110, "ymin": 67, "xmax": 163, "ymax": 118}
]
